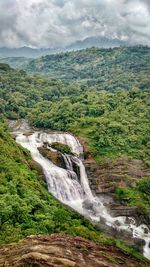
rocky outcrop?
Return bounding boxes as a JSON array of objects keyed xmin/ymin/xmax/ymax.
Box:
[
  {"xmin": 78, "ymin": 137, "xmax": 150, "ymax": 224},
  {"xmin": 38, "ymin": 146, "xmax": 66, "ymax": 169},
  {"xmin": 0, "ymin": 234, "xmax": 148, "ymax": 267},
  {"xmin": 84, "ymin": 157, "xmax": 150, "ymax": 194},
  {"xmin": 78, "ymin": 136, "xmax": 150, "ymax": 195}
]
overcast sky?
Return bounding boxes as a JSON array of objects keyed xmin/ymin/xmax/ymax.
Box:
[{"xmin": 0, "ymin": 0, "xmax": 150, "ymax": 48}]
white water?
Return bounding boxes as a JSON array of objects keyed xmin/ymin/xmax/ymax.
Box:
[
  {"xmin": 39, "ymin": 132, "xmax": 83, "ymax": 157},
  {"xmin": 12, "ymin": 122, "xmax": 150, "ymax": 260}
]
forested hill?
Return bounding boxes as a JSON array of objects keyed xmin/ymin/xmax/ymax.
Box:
[
  {"xmin": 0, "ymin": 63, "xmax": 149, "ymax": 164},
  {"xmin": 0, "ymin": 53, "xmax": 150, "ymax": 263},
  {"xmin": 1, "ymin": 46, "xmax": 150, "ymax": 91},
  {"xmin": 0, "ymin": 55, "xmax": 150, "ymax": 217}
]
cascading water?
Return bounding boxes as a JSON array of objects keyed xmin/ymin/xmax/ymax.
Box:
[
  {"xmin": 11, "ymin": 120, "xmax": 150, "ymax": 260},
  {"xmin": 16, "ymin": 132, "xmax": 84, "ymax": 211}
]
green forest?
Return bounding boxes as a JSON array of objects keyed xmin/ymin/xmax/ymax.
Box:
[
  {"xmin": 0, "ymin": 46, "xmax": 150, "ymax": 262},
  {"xmin": 1, "ymin": 46, "xmax": 150, "ymax": 91}
]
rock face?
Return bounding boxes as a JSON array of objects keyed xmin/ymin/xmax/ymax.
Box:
[
  {"xmin": 84, "ymin": 157, "xmax": 150, "ymax": 194},
  {"xmin": 78, "ymin": 137, "xmax": 150, "ymax": 225},
  {"xmin": 109, "ymin": 205, "xmax": 138, "ymax": 217},
  {"xmin": 0, "ymin": 234, "xmax": 148, "ymax": 267}
]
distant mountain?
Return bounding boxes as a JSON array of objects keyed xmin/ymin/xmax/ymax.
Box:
[
  {"xmin": 0, "ymin": 37, "xmax": 129, "ymax": 59},
  {"xmin": 0, "ymin": 47, "xmax": 61, "ymax": 59},
  {"xmin": 2, "ymin": 46, "xmax": 148, "ymax": 93},
  {"xmin": 1, "ymin": 46, "xmax": 149, "ymax": 83},
  {"xmin": 66, "ymin": 36, "xmax": 129, "ymax": 51}
]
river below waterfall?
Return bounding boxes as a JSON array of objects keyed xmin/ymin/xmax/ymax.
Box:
[{"xmin": 9, "ymin": 120, "xmax": 150, "ymax": 260}]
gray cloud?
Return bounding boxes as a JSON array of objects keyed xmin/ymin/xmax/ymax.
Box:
[{"xmin": 0, "ymin": 0, "xmax": 150, "ymax": 48}]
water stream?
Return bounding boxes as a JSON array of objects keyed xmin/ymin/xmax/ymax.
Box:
[{"xmin": 10, "ymin": 120, "xmax": 150, "ymax": 260}]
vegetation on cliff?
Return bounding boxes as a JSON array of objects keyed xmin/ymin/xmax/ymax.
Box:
[
  {"xmin": 0, "ymin": 120, "xmax": 148, "ymax": 262},
  {"xmin": 0, "ymin": 119, "xmax": 109, "ymax": 244},
  {"xmin": 0, "ymin": 62, "xmax": 149, "ymax": 163},
  {"xmin": 0, "ymin": 46, "xmax": 149, "ymax": 259},
  {"xmin": 0, "ymin": 47, "xmax": 150, "ymax": 215},
  {"xmin": 116, "ymin": 176, "xmax": 150, "ymax": 215}
]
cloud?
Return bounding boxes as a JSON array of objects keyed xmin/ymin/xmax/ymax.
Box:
[{"xmin": 0, "ymin": 0, "xmax": 150, "ymax": 48}]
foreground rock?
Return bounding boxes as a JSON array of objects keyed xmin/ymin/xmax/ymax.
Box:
[{"xmin": 0, "ymin": 234, "xmax": 148, "ymax": 267}]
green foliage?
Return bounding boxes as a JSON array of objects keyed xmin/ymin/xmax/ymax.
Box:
[
  {"xmin": 1, "ymin": 46, "xmax": 150, "ymax": 92},
  {"xmin": 0, "ymin": 63, "xmax": 11, "ymax": 72},
  {"xmin": 0, "ymin": 60, "xmax": 149, "ymax": 216},
  {"xmin": 28, "ymin": 90, "xmax": 150, "ymax": 162},
  {"xmin": 0, "ymin": 121, "xmax": 148, "ymax": 261},
  {"xmin": 50, "ymin": 142, "xmax": 73, "ymax": 155},
  {"xmin": 0, "ymin": 47, "xmax": 149, "ymax": 162},
  {"xmin": 115, "ymin": 176, "xmax": 150, "ymax": 215},
  {"xmin": 0, "ymin": 47, "xmax": 149, "ymax": 262},
  {"xmin": 137, "ymin": 177, "xmax": 150, "ymax": 195}
]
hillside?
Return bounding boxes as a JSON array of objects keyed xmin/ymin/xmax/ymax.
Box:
[
  {"xmin": 0, "ymin": 44, "xmax": 150, "ymax": 263},
  {"xmin": 28, "ymin": 46, "xmax": 150, "ymax": 90},
  {"xmin": 0, "ymin": 118, "xmax": 110, "ymax": 244},
  {"xmin": 1, "ymin": 46, "xmax": 149, "ymax": 92},
  {"xmin": 1, "ymin": 118, "xmax": 149, "ymax": 263},
  {"xmin": 0, "ymin": 62, "xmax": 150, "ymax": 217},
  {"xmin": 0, "ymin": 0, "xmax": 150, "ymax": 264},
  {"xmin": 0, "ymin": 57, "xmax": 31, "ymax": 70},
  {"xmin": 0, "ymin": 62, "xmax": 149, "ymax": 161}
]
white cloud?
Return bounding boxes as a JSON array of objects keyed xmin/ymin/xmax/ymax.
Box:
[{"xmin": 0, "ymin": 0, "xmax": 149, "ymax": 48}]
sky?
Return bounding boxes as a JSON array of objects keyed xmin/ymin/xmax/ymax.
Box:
[{"xmin": 0, "ymin": 0, "xmax": 150, "ymax": 48}]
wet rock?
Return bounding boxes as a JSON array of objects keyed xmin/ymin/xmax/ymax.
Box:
[
  {"xmin": 38, "ymin": 146, "xmax": 66, "ymax": 169},
  {"xmin": 135, "ymin": 215, "xmax": 150, "ymax": 228},
  {"xmin": 23, "ymin": 132, "xmax": 34, "ymax": 136},
  {"xmin": 133, "ymin": 238, "xmax": 146, "ymax": 253},
  {"xmin": 82, "ymin": 199, "xmax": 94, "ymax": 210},
  {"xmin": 83, "ymin": 154, "xmax": 150, "ymax": 228},
  {"xmin": 109, "ymin": 205, "xmax": 138, "ymax": 217},
  {"xmin": 71, "ymin": 159, "xmax": 80, "ymax": 180}
]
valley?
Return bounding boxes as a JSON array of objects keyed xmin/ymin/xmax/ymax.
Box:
[
  {"xmin": 1, "ymin": 0, "xmax": 150, "ymax": 265},
  {"xmin": 0, "ymin": 46, "xmax": 150, "ymax": 265}
]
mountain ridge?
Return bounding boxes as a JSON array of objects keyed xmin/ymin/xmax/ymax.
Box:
[{"xmin": 0, "ymin": 36, "xmax": 130, "ymax": 58}]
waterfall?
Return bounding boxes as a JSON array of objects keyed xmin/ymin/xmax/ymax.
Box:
[
  {"xmin": 71, "ymin": 156, "xmax": 93, "ymax": 200},
  {"xmin": 39, "ymin": 132, "xmax": 83, "ymax": 158},
  {"xmin": 12, "ymin": 120, "xmax": 150, "ymax": 260},
  {"xmin": 15, "ymin": 131, "xmax": 95, "ymax": 214},
  {"xmin": 62, "ymin": 154, "xmax": 74, "ymax": 171}
]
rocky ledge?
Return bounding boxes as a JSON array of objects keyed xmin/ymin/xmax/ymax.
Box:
[{"xmin": 0, "ymin": 234, "xmax": 148, "ymax": 267}]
